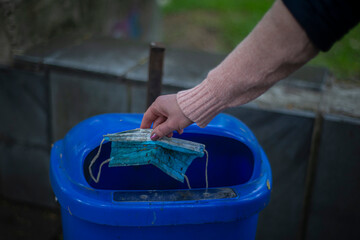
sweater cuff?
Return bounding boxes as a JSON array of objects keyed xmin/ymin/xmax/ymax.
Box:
[{"xmin": 176, "ymin": 80, "xmax": 224, "ymax": 128}]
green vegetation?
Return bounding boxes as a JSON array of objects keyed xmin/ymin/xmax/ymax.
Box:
[{"xmin": 162, "ymin": 0, "xmax": 360, "ymax": 81}]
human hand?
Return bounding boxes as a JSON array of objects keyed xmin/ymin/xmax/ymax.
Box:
[{"xmin": 140, "ymin": 94, "xmax": 193, "ymax": 140}]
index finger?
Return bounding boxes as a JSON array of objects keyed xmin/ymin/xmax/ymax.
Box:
[{"xmin": 140, "ymin": 107, "xmax": 158, "ymax": 129}]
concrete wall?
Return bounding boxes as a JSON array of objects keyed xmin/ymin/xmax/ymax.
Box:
[
  {"xmin": 1, "ymin": 37, "xmax": 360, "ymax": 239},
  {"xmin": 0, "ymin": 0, "xmax": 160, "ymax": 65}
]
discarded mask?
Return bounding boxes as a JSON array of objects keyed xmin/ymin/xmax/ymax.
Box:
[{"xmin": 89, "ymin": 129, "xmax": 208, "ymax": 189}]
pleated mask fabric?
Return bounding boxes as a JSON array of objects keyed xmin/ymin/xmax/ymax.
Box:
[{"xmin": 89, "ymin": 129, "xmax": 206, "ymax": 186}]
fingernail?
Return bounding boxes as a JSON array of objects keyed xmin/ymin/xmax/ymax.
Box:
[{"xmin": 150, "ymin": 133, "xmax": 159, "ymax": 141}]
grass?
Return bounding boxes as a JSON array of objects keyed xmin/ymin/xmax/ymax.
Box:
[{"xmin": 161, "ymin": 0, "xmax": 360, "ymax": 82}]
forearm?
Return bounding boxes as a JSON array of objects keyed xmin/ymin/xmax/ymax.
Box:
[{"xmin": 177, "ymin": 0, "xmax": 318, "ymax": 127}]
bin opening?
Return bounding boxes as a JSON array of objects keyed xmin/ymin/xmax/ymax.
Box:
[{"xmin": 84, "ymin": 133, "xmax": 254, "ymax": 190}]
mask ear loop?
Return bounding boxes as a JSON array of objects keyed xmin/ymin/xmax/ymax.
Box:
[
  {"xmin": 183, "ymin": 174, "xmax": 191, "ymax": 189},
  {"xmin": 204, "ymin": 149, "xmax": 209, "ymax": 190},
  {"xmin": 89, "ymin": 138, "xmax": 110, "ymax": 183},
  {"xmin": 182, "ymin": 148, "xmax": 209, "ymax": 191}
]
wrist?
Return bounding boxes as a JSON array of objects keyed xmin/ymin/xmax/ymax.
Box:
[{"xmin": 177, "ymin": 79, "xmax": 225, "ymax": 128}]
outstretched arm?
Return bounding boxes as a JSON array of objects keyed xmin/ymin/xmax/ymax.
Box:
[{"xmin": 141, "ymin": 0, "xmax": 318, "ymax": 140}]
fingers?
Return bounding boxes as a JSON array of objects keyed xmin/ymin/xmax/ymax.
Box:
[
  {"xmin": 154, "ymin": 117, "xmax": 173, "ymax": 137},
  {"xmin": 151, "ymin": 120, "xmax": 175, "ymax": 140},
  {"xmin": 141, "ymin": 94, "xmax": 191, "ymax": 140},
  {"xmin": 153, "ymin": 116, "xmax": 166, "ymax": 130},
  {"xmin": 140, "ymin": 107, "xmax": 158, "ymax": 129}
]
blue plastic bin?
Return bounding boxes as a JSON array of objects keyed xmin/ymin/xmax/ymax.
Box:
[{"xmin": 50, "ymin": 113, "xmax": 271, "ymax": 240}]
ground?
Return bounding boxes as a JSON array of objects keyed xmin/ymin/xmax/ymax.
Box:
[{"xmin": 0, "ymin": 197, "xmax": 62, "ymax": 240}]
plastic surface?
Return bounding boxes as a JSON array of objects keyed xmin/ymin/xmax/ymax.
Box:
[{"xmin": 50, "ymin": 113, "xmax": 272, "ymax": 240}]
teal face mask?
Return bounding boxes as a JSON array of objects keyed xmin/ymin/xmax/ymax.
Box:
[{"xmin": 89, "ymin": 129, "xmax": 208, "ymax": 189}]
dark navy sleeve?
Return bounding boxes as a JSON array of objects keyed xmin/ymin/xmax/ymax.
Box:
[{"xmin": 282, "ymin": 0, "xmax": 360, "ymax": 51}]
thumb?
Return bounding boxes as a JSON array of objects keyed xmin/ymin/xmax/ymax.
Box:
[{"xmin": 151, "ymin": 121, "xmax": 174, "ymax": 141}]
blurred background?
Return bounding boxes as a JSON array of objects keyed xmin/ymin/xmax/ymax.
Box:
[
  {"xmin": 0, "ymin": 0, "xmax": 359, "ymax": 239},
  {"xmin": 161, "ymin": 0, "xmax": 360, "ymax": 83},
  {"xmin": 2, "ymin": 0, "xmax": 359, "ymax": 82}
]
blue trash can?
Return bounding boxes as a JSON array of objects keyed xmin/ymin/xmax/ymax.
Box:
[{"xmin": 50, "ymin": 113, "xmax": 271, "ymax": 240}]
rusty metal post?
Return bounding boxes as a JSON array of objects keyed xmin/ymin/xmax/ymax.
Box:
[
  {"xmin": 298, "ymin": 112, "xmax": 324, "ymax": 240},
  {"xmin": 146, "ymin": 42, "xmax": 165, "ymax": 108}
]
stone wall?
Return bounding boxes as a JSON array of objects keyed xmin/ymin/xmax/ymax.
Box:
[{"xmin": 0, "ymin": 0, "xmax": 160, "ymax": 65}]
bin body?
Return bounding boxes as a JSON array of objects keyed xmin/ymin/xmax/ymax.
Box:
[
  {"xmin": 61, "ymin": 211, "xmax": 259, "ymax": 240},
  {"xmin": 50, "ymin": 113, "xmax": 272, "ymax": 240}
]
